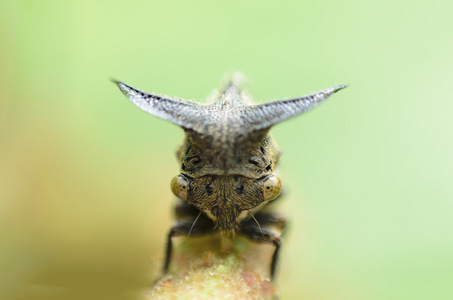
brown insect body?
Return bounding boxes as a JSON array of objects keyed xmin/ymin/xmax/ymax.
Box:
[{"xmin": 114, "ymin": 74, "xmax": 347, "ymax": 278}]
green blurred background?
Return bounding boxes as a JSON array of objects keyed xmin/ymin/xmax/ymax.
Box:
[{"xmin": 1, "ymin": 0, "xmax": 452, "ymax": 299}]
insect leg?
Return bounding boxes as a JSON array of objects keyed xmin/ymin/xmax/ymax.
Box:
[
  {"xmin": 173, "ymin": 199, "xmax": 201, "ymax": 219},
  {"xmin": 163, "ymin": 220, "xmax": 213, "ymax": 273},
  {"xmin": 239, "ymin": 223, "xmax": 283, "ymax": 279},
  {"xmin": 252, "ymin": 212, "xmax": 287, "ymax": 232}
]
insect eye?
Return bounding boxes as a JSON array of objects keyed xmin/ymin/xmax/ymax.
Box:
[
  {"xmin": 263, "ymin": 175, "xmax": 282, "ymax": 202},
  {"xmin": 171, "ymin": 175, "xmax": 189, "ymax": 200}
]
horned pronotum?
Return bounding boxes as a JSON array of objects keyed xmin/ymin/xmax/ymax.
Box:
[{"xmin": 114, "ymin": 75, "xmax": 347, "ymax": 279}]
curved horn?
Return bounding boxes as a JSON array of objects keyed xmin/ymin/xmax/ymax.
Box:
[
  {"xmin": 243, "ymin": 85, "xmax": 348, "ymax": 131},
  {"xmin": 113, "ymin": 80, "xmax": 204, "ymax": 130}
]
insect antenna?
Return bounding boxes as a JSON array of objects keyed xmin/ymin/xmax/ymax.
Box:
[
  {"xmin": 248, "ymin": 211, "xmax": 264, "ymax": 239},
  {"xmin": 188, "ymin": 211, "xmax": 203, "ymax": 238}
]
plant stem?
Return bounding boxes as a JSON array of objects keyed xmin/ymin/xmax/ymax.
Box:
[{"xmin": 148, "ymin": 235, "xmax": 278, "ymax": 299}]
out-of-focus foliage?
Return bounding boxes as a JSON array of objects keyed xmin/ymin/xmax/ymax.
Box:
[{"xmin": 1, "ymin": 1, "xmax": 452, "ymax": 299}]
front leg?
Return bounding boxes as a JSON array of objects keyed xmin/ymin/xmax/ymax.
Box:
[
  {"xmin": 164, "ymin": 220, "xmax": 213, "ymax": 273},
  {"xmin": 240, "ymin": 213, "xmax": 286, "ymax": 279},
  {"xmin": 253, "ymin": 212, "xmax": 287, "ymax": 232}
]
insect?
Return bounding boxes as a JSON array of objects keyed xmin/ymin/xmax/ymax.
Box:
[{"xmin": 114, "ymin": 74, "xmax": 347, "ymax": 279}]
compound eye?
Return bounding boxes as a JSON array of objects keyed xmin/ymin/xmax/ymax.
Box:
[
  {"xmin": 171, "ymin": 175, "xmax": 189, "ymax": 200},
  {"xmin": 263, "ymin": 175, "xmax": 282, "ymax": 202}
]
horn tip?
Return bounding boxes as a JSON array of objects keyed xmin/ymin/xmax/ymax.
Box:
[
  {"xmin": 110, "ymin": 78, "xmax": 126, "ymax": 89},
  {"xmin": 333, "ymin": 84, "xmax": 349, "ymax": 93},
  {"xmin": 111, "ymin": 80, "xmax": 133, "ymax": 97}
]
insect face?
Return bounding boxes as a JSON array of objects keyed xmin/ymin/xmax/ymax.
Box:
[
  {"xmin": 171, "ymin": 172, "xmax": 282, "ymax": 233},
  {"xmin": 170, "ymin": 132, "xmax": 283, "ymax": 233}
]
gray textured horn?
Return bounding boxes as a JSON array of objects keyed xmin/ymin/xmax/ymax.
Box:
[
  {"xmin": 114, "ymin": 80, "xmax": 347, "ymax": 146},
  {"xmin": 242, "ymin": 85, "xmax": 348, "ymax": 131},
  {"xmin": 114, "ymin": 80, "xmax": 204, "ymax": 131}
]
